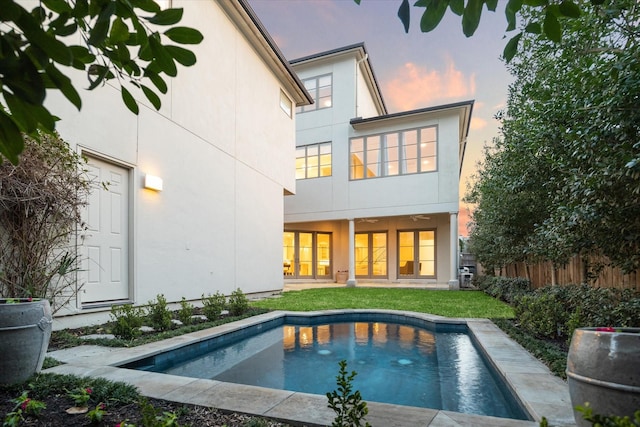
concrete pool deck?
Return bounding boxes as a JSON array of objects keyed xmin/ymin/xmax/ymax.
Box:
[{"xmin": 45, "ymin": 309, "xmax": 576, "ymax": 427}]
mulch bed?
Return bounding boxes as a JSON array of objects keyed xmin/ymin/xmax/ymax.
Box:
[{"xmin": 0, "ymin": 391, "xmax": 293, "ymax": 426}]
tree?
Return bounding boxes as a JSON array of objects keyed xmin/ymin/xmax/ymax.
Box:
[
  {"xmin": 0, "ymin": 132, "xmax": 90, "ymax": 312},
  {"xmin": 0, "ymin": 0, "xmax": 203, "ymax": 164},
  {"xmin": 467, "ymin": 0, "xmax": 640, "ymax": 274},
  {"xmin": 355, "ymin": 0, "xmax": 617, "ymax": 61}
]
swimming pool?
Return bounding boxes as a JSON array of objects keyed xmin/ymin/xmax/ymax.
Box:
[{"xmin": 123, "ymin": 312, "xmax": 529, "ymax": 420}]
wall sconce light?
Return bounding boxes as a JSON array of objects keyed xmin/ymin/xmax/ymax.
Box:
[{"xmin": 144, "ymin": 174, "xmax": 163, "ymax": 191}]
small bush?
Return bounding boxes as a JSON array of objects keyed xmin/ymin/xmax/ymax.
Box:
[
  {"xmin": 110, "ymin": 304, "xmax": 145, "ymax": 340},
  {"xmin": 202, "ymin": 291, "xmax": 227, "ymax": 321},
  {"xmin": 326, "ymin": 360, "xmax": 371, "ymax": 427},
  {"xmin": 228, "ymin": 288, "xmax": 249, "ymax": 316},
  {"xmin": 177, "ymin": 297, "xmax": 194, "ymax": 325},
  {"xmin": 147, "ymin": 294, "xmax": 173, "ymax": 332},
  {"xmin": 577, "ymin": 403, "xmax": 640, "ymax": 426},
  {"xmin": 514, "ymin": 287, "xmax": 569, "ymax": 339},
  {"xmin": 477, "ymin": 276, "xmax": 532, "ymax": 304}
]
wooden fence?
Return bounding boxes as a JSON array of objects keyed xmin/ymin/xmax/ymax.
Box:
[{"xmin": 497, "ymin": 256, "xmax": 640, "ymax": 292}]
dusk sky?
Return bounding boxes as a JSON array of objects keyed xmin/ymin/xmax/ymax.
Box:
[{"xmin": 247, "ymin": 0, "xmax": 514, "ymax": 235}]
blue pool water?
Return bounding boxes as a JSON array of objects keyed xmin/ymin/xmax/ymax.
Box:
[{"xmin": 124, "ymin": 315, "xmax": 528, "ymax": 420}]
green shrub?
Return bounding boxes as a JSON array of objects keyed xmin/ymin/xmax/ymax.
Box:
[
  {"xmin": 147, "ymin": 294, "xmax": 173, "ymax": 332},
  {"xmin": 139, "ymin": 397, "xmax": 183, "ymax": 427},
  {"xmin": 326, "ymin": 360, "xmax": 371, "ymax": 427},
  {"xmin": 177, "ymin": 297, "xmax": 194, "ymax": 325},
  {"xmin": 576, "ymin": 403, "xmax": 640, "ymax": 426},
  {"xmin": 515, "ymin": 291, "xmax": 567, "ymax": 339},
  {"xmin": 504, "ymin": 281, "xmax": 640, "ymax": 341},
  {"xmin": 477, "ymin": 276, "xmax": 532, "ymax": 304},
  {"xmin": 228, "ymin": 288, "xmax": 249, "ymax": 316},
  {"xmin": 110, "ymin": 304, "xmax": 145, "ymax": 340},
  {"xmin": 202, "ymin": 291, "xmax": 227, "ymax": 320}
]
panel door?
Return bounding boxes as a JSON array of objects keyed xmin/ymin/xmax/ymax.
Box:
[{"xmin": 81, "ymin": 157, "xmax": 130, "ymax": 303}]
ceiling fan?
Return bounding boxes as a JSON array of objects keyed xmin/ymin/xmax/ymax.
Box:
[
  {"xmin": 409, "ymin": 215, "xmax": 431, "ymax": 222},
  {"xmin": 358, "ymin": 218, "xmax": 379, "ymax": 223}
]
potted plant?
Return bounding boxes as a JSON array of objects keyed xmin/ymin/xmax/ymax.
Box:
[
  {"xmin": 335, "ymin": 270, "xmax": 348, "ymax": 284},
  {"xmin": 0, "ymin": 132, "xmax": 90, "ymax": 384},
  {"xmin": 566, "ymin": 327, "xmax": 640, "ymax": 426}
]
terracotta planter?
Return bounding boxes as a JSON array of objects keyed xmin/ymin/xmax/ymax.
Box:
[
  {"xmin": 335, "ymin": 272, "xmax": 348, "ymax": 284},
  {"xmin": 0, "ymin": 299, "xmax": 53, "ymax": 385},
  {"xmin": 567, "ymin": 327, "xmax": 640, "ymax": 426}
]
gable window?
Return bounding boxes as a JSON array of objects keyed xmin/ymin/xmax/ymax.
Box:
[
  {"xmin": 296, "ymin": 74, "xmax": 332, "ymax": 113},
  {"xmin": 350, "ymin": 126, "xmax": 437, "ymax": 180},
  {"xmin": 296, "ymin": 142, "xmax": 332, "ymax": 179}
]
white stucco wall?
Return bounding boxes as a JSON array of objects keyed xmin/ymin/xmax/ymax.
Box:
[
  {"xmin": 42, "ymin": 0, "xmax": 298, "ymax": 317},
  {"xmin": 285, "ymin": 111, "xmax": 461, "ymax": 223}
]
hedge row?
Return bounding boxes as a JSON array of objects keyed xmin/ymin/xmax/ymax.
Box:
[{"xmin": 475, "ymin": 276, "xmax": 640, "ymax": 341}]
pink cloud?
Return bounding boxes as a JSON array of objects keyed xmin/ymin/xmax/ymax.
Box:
[
  {"xmin": 470, "ymin": 117, "xmax": 487, "ymax": 130},
  {"xmin": 385, "ymin": 59, "xmax": 476, "ymax": 111}
]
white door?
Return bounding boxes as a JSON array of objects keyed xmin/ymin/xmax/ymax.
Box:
[{"xmin": 81, "ymin": 157, "xmax": 130, "ymax": 303}]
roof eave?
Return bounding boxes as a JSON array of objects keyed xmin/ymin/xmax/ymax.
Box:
[
  {"xmin": 219, "ymin": 0, "xmax": 312, "ymax": 106},
  {"xmin": 291, "ymin": 43, "xmax": 386, "ymax": 114}
]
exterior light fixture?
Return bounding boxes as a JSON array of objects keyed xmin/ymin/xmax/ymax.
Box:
[{"xmin": 144, "ymin": 174, "xmax": 163, "ymax": 191}]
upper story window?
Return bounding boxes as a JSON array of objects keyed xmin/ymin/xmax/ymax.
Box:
[
  {"xmin": 296, "ymin": 74, "xmax": 332, "ymax": 113},
  {"xmin": 296, "ymin": 142, "xmax": 332, "ymax": 179},
  {"xmin": 350, "ymin": 126, "xmax": 437, "ymax": 180},
  {"xmin": 280, "ymin": 90, "xmax": 292, "ymax": 118}
]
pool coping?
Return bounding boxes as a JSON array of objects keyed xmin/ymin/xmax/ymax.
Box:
[{"xmin": 46, "ymin": 310, "xmax": 576, "ymax": 426}]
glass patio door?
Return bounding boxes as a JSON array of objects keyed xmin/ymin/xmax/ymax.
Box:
[
  {"xmin": 398, "ymin": 230, "xmax": 435, "ymax": 278},
  {"xmin": 355, "ymin": 232, "xmax": 387, "ymax": 278},
  {"xmin": 283, "ymin": 231, "xmax": 331, "ymax": 279}
]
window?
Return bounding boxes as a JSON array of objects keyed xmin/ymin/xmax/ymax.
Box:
[
  {"xmin": 280, "ymin": 90, "xmax": 292, "ymax": 117},
  {"xmin": 296, "ymin": 74, "xmax": 332, "ymax": 113},
  {"xmin": 350, "ymin": 126, "xmax": 437, "ymax": 180},
  {"xmin": 295, "ymin": 142, "xmax": 332, "ymax": 179}
]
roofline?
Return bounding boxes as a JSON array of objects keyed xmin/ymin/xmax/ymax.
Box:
[
  {"xmin": 290, "ymin": 43, "xmax": 387, "ymax": 115},
  {"xmin": 350, "ymin": 100, "xmax": 474, "ymax": 130},
  {"xmin": 351, "ymin": 100, "xmax": 475, "ymax": 177},
  {"xmin": 220, "ymin": 0, "xmax": 313, "ymax": 106},
  {"xmin": 290, "ymin": 42, "xmax": 367, "ymax": 64}
]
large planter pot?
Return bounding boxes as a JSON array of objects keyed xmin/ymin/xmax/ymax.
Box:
[
  {"xmin": 567, "ymin": 327, "xmax": 640, "ymax": 426},
  {"xmin": 0, "ymin": 299, "xmax": 53, "ymax": 385},
  {"xmin": 335, "ymin": 272, "xmax": 348, "ymax": 284}
]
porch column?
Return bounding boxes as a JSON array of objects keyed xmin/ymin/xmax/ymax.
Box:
[
  {"xmin": 347, "ymin": 218, "xmax": 357, "ymax": 287},
  {"xmin": 448, "ymin": 211, "xmax": 460, "ymax": 290}
]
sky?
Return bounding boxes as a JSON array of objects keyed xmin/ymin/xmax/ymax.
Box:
[{"xmin": 247, "ymin": 0, "xmax": 514, "ymax": 235}]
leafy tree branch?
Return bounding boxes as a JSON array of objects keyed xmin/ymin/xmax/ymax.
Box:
[
  {"xmin": 0, "ymin": 0, "xmax": 203, "ymax": 164},
  {"xmin": 355, "ymin": 0, "xmax": 626, "ymax": 61}
]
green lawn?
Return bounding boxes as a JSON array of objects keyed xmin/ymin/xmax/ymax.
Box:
[{"xmin": 251, "ymin": 288, "xmax": 515, "ymax": 319}]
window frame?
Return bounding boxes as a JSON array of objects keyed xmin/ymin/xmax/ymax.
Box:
[
  {"xmin": 279, "ymin": 90, "xmax": 292, "ymax": 118},
  {"xmin": 397, "ymin": 229, "xmax": 436, "ymax": 279},
  {"xmin": 296, "ymin": 73, "xmax": 333, "ymax": 114},
  {"xmin": 349, "ymin": 125, "xmax": 438, "ymax": 180},
  {"xmin": 295, "ymin": 142, "xmax": 332, "ymax": 180}
]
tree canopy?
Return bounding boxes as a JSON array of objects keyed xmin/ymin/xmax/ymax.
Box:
[
  {"xmin": 0, "ymin": 0, "xmax": 203, "ymax": 164},
  {"xmin": 358, "ymin": 0, "xmax": 614, "ymax": 61},
  {"xmin": 466, "ymin": 0, "xmax": 640, "ymax": 274}
]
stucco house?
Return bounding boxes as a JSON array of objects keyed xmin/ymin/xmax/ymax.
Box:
[
  {"xmin": 283, "ymin": 44, "xmax": 473, "ymax": 289},
  {"xmin": 49, "ymin": 0, "xmax": 311, "ymax": 327}
]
